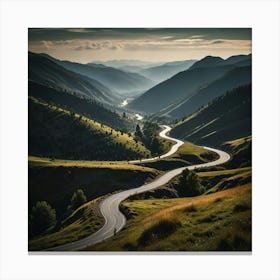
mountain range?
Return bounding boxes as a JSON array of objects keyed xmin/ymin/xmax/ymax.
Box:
[
  {"xmin": 29, "ymin": 52, "xmax": 118, "ymax": 105},
  {"xmin": 129, "ymin": 54, "xmax": 251, "ymax": 120},
  {"xmin": 39, "ymin": 54, "xmax": 155, "ymax": 97}
]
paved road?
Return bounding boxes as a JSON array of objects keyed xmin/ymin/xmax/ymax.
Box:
[
  {"xmin": 48, "ymin": 126, "xmax": 230, "ymax": 251},
  {"xmin": 128, "ymin": 125, "xmax": 184, "ymax": 163}
]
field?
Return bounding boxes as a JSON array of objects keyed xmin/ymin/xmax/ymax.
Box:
[
  {"xmin": 87, "ymin": 183, "xmax": 251, "ymax": 251},
  {"xmin": 138, "ymin": 141, "xmax": 218, "ymax": 171}
]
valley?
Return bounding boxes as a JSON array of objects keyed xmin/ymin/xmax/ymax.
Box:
[{"xmin": 28, "ymin": 29, "xmax": 252, "ymax": 252}]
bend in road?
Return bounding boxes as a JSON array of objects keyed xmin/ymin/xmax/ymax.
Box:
[
  {"xmin": 128, "ymin": 125, "xmax": 184, "ymax": 163},
  {"xmin": 48, "ymin": 126, "xmax": 230, "ymax": 251}
]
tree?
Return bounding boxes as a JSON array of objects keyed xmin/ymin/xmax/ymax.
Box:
[
  {"xmin": 30, "ymin": 201, "xmax": 56, "ymax": 235},
  {"xmin": 150, "ymin": 137, "xmax": 163, "ymax": 155},
  {"xmin": 178, "ymin": 169, "xmax": 205, "ymax": 197},
  {"xmin": 135, "ymin": 124, "xmax": 143, "ymax": 139},
  {"xmin": 69, "ymin": 189, "xmax": 87, "ymax": 210}
]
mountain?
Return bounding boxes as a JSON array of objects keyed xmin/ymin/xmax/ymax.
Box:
[
  {"xmin": 36, "ymin": 53, "xmax": 155, "ymax": 97},
  {"xmin": 189, "ymin": 56, "xmax": 225, "ymax": 70},
  {"xmin": 29, "ymin": 81, "xmax": 132, "ymax": 131},
  {"xmin": 92, "ymin": 59, "xmax": 163, "ymax": 69},
  {"xmin": 129, "ymin": 54, "xmax": 251, "ymax": 114},
  {"xmin": 162, "ymin": 65, "xmax": 251, "ymax": 119},
  {"xmin": 139, "ymin": 60, "xmax": 197, "ymax": 83},
  {"xmin": 189, "ymin": 54, "xmax": 251, "ymax": 70},
  {"xmin": 128, "ymin": 64, "xmax": 234, "ymax": 114},
  {"xmin": 28, "ymin": 52, "xmax": 118, "ymax": 104},
  {"xmin": 170, "ymin": 84, "xmax": 252, "ymax": 147},
  {"xmin": 28, "ymin": 96, "xmax": 151, "ymax": 161},
  {"xmin": 82, "ymin": 63, "xmax": 154, "ymax": 97}
]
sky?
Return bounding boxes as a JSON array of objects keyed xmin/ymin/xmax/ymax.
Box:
[{"xmin": 28, "ymin": 28, "xmax": 252, "ymax": 64}]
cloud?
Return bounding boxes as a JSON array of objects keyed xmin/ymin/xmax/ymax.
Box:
[
  {"xmin": 67, "ymin": 28, "xmax": 95, "ymax": 33},
  {"xmin": 161, "ymin": 36, "xmax": 174, "ymax": 40},
  {"xmin": 211, "ymin": 40, "xmax": 225, "ymax": 44},
  {"xmin": 73, "ymin": 40, "xmax": 123, "ymax": 51},
  {"xmin": 41, "ymin": 40, "xmax": 53, "ymax": 49}
]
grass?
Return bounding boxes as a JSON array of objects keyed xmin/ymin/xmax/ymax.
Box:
[
  {"xmin": 224, "ymin": 136, "xmax": 252, "ymax": 149},
  {"xmin": 138, "ymin": 141, "xmax": 218, "ymax": 171},
  {"xmin": 201, "ymin": 167, "xmax": 252, "ymax": 194},
  {"xmin": 29, "ymin": 198, "xmax": 104, "ymax": 251},
  {"xmin": 28, "ymin": 155, "xmax": 155, "ymax": 170},
  {"xmin": 86, "ymin": 183, "xmax": 251, "ymax": 251},
  {"xmin": 197, "ymin": 167, "xmax": 251, "ymax": 178},
  {"xmin": 170, "ymin": 141, "xmax": 216, "ymax": 160},
  {"xmin": 29, "ymin": 159, "xmax": 161, "ymax": 217},
  {"xmin": 29, "ymin": 96, "xmax": 151, "ymax": 159}
]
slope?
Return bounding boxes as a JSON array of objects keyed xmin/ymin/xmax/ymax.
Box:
[
  {"xmin": 129, "ymin": 64, "xmax": 234, "ymax": 113},
  {"xmin": 28, "ymin": 52, "xmax": 118, "ymax": 104},
  {"xmin": 28, "ymin": 96, "xmax": 151, "ymax": 161},
  {"xmin": 88, "ymin": 184, "xmax": 251, "ymax": 251},
  {"xmin": 170, "ymin": 84, "xmax": 252, "ymax": 146},
  {"xmin": 164, "ymin": 65, "xmax": 251, "ymax": 119},
  {"xmin": 139, "ymin": 60, "xmax": 197, "ymax": 83},
  {"xmin": 129, "ymin": 54, "xmax": 251, "ymax": 114},
  {"xmin": 29, "ymin": 81, "xmax": 132, "ymax": 131},
  {"xmin": 40, "ymin": 53, "xmax": 155, "ymax": 96}
]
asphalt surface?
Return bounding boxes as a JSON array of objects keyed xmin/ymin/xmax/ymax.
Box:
[{"xmin": 48, "ymin": 125, "xmax": 230, "ymax": 251}]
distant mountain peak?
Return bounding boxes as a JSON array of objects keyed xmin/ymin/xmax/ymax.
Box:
[{"xmin": 190, "ymin": 56, "xmax": 224, "ymax": 70}]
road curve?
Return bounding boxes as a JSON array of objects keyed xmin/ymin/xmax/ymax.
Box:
[
  {"xmin": 48, "ymin": 126, "xmax": 230, "ymax": 251},
  {"xmin": 128, "ymin": 125, "xmax": 184, "ymax": 163}
]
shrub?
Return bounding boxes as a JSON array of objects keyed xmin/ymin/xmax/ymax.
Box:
[
  {"xmin": 183, "ymin": 204, "xmax": 197, "ymax": 213},
  {"xmin": 138, "ymin": 218, "xmax": 181, "ymax": 246},
  {"xmin": 69, "ymin": 189, "xmax": 87, "ymax": 211},
  {"xmin": 233, "ymin": 202, "xmax": 250, "ymax": 213},
  {"xmin": 30, "ymin": 201, "xmax": 56, "ymax": 235},
  {"xmin": 178, "ymin": 169, "xmax": 205, "ymax": 197}
]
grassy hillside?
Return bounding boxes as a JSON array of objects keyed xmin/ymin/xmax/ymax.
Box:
[
  {"xmin": 197, "ymin": 167, "xmax": 251, "ymax": 194},
  {"xmin": 138, "ymin": 141, "xmax": 218, "ymax": 171},
  {"xmin": 29, "ymin": 157, "xmax": 160, "ymax": 217},
  {"xmin": 29, "ymin": 96, "xmax": 151, "ymax": 160},
  {"xmin": 222, "ymin": 136, "xmax": 252, "ymax": 168},
  {"xmin": 87, "ymin": 184, "xmax": 251, "ymax": 251},
  {"xmin": 29, "ymin": 81, "xmax": 132, "ymax": 131},
  {"xmin": 170, "ymin": 85, "xmax": 251, "ymax": 146},
  {"xmin": 29, "ymin": 198, "xmax": 104, "ymax": 251}
]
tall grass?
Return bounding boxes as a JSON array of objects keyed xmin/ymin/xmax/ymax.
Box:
[{"xmin": 138, "ymin": 214, "xmax": 181, "ymax": 246}]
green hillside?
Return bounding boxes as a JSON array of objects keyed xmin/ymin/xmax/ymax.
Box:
[
  {"xmin": 87, "ymin": 184, "xmax": 251, "ymax": 251},
  {"xmin": 28, "ymin": 96, "xmax": 151, "ymax": 161},
  {"xmin": 28, "ymin": 157, "xmax": 160, "ymax": 217},
  {"xmin": 170, "ymin": 85, "xmax": 251, "ymax": 146},
  {"xmin": 29, "ymin": 81, "xmax": 132, "ymax": 131}
]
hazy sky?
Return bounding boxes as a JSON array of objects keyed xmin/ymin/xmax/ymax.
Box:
[{"xmin": 29, "ymin": 28, "xmax": 252, "ymax": 63}]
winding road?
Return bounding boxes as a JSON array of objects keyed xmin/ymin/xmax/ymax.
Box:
[{"xmin": 49, "ymin": 125, "xmax": 230, "ymax": 251}]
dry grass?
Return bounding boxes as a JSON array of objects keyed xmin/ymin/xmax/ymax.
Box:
[
  {"xmin": 224, "ymin": 136, "xmax": 252, "ymax": 148},
  {"xmin": 28, "ymin": 155, "xmax": 157, "ymax": 172},
  {"xmin": 86, "ymin": 183, "xmax": 251, "ymax": 251}
]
